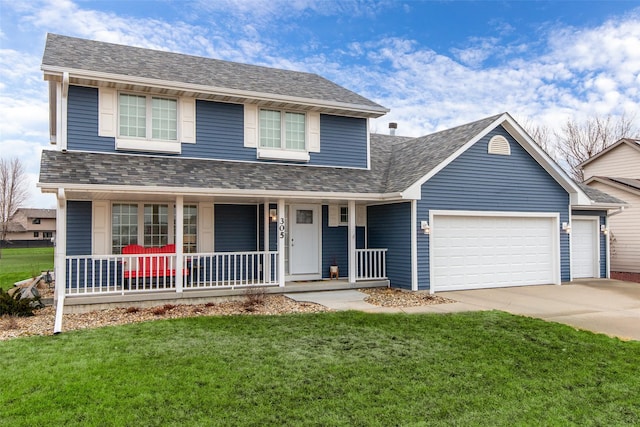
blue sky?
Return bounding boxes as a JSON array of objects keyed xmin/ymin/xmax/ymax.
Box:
[{"xmin": 1, "ymin": 0, "xmax": 639, "ymax": 207}]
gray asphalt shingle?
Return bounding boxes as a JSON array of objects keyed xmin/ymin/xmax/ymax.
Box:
[{"xmin": 42, "ymin": 34, "xmax": 387, "ymax": 113}]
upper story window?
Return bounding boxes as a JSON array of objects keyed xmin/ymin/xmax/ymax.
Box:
[
  {"xmin": 259, "ymin": 110, "xmax": 306, "ymax": 151},
  {"xmin": 119, "ymin": 94, "xmax": 177, "ymax": 141},
  {"xmin": 32, "ymin": 218, "xmax": 41, "ymax": 224},
  {"xmin": 98, "ymin": 87, "xmax": 196, "ymax": 154}
]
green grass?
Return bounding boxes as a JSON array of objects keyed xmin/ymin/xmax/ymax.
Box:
[
  {"xmin": 0, "ymin": 247, "xmax": 54, "ymax": 290},
  {"xmin": 1, "ymin": 311, "xmax": 638, "ymax": 426}
]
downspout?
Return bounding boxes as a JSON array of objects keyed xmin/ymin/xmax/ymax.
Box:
[{"xmin": 53, "ymin": 188, "xmax": 66, "ymax": 334}]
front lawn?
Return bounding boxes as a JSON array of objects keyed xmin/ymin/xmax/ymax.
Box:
[
  {"xmin": 0, "ymin": 247, "xmax": 54, "ymax": 290},
  {"xmin": 1, "ymin": 311, "xmax": 638, "ymax": 426}
]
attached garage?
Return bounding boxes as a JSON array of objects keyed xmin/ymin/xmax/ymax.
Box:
[
  {"xmin": 571, "ymin": 217, "xmax": 600, "ymax": 278},
  {"xmin": 430, "ymin": 211, "xmax": 561, "ymax": 292}
]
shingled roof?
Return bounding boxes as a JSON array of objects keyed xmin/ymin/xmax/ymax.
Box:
[
  {"xmin": 39, "ymin": 115, "xmax": 515, "ymax": 199},
  {"xmin": 42, "ymin": 34, "xmax": 388, "ymax": 116},
  {"xmin": 576, "ymin": 182, "xmax": 628, "ymax": 205}
]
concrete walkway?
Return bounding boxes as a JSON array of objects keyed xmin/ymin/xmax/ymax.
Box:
[{"xmin": 286, "ymin": 279, "xmax": 640, "ymax": 341}]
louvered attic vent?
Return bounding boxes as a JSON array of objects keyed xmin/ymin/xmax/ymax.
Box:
[{"xmin": 488, "ymin": 135, "xmax": 511, "ymax": 155}]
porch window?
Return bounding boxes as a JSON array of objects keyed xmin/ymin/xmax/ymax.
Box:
[
  {"xmin": 259, "ymin": 110, "xmax": 306, "ymax": 150},
  {"xmin": 174, "ymin": 204, "xmax": 198, "ymax": 253},
  {"xmin": 143, "ymin": 204, "xmax": 169, "ymax": 247},
  {"xmin": 112, "ymin": 204, "xmax": 138, "ymax": 254},
  {"xmin": 119, "ymin": 93, "xmax": 178, "ymax": 141},
  {"xmin": 340, "ymin": 207, "xmax": 349, "ymax": 225}
]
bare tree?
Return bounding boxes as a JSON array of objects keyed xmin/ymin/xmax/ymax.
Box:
[
  {"xmin": 556, "ymin": 113, "xmax": 638, "ymax": 181},
  {"xmin": 0, "ymin": 157, "xmax": 29, "ymax": 258},
  {"xmin": 519, "ymin": 117, "xmax": 554, "ymax": 155}
]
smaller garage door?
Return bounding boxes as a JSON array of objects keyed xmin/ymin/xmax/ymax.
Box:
[
  {"xmin": 571, "ymin": 218, "xmax": 599, "ymax": 279},
  {"xmin": 431, "ymin": 212, "xmax": 559, "ymax": 292}
]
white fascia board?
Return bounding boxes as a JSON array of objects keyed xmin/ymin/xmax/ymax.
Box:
[
  {"xmin": 500, "ymin": 115, "xmax": 588, "ymax": 201},
  {"xmin": 42, "ymin": 66, "xmax": 390, "ymax": 118},
  {"xmin": 37, "ymin": 182, "xmax": 405, "ymax": 201}
]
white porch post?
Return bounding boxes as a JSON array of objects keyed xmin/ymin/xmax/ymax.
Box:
[
  {"xmin": 53, "ymin": 188, "xmax": 66, "ymax": 334},
  {"xmin": 348, "ymin": 200, "xmax": 356, "ymax": 284},
  {"xmin": 263, "ymin": 200, "xmax": 271, "ymax": 284},
  {"xmin": 277, "ymin": 199, "xmax": 285, "ymax": 287},
  {"xmin": 175, "ymin": 196, "xmax": 184, "ymax": 293}
]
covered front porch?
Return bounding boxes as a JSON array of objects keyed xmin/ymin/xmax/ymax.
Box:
[{"xmin": 51, "ymin": 187, "xmax": 390, "ymax": 330}]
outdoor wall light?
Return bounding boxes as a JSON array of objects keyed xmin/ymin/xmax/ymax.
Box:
[
  {"xmin": 600, "ymin": 224, "xmax": 608, "ymax": 235},
  {"xmin": 420, "ymin": 220, "xmax": 430, "ymax": 235},
  {"xmin": 269, "ymin": 209, "xmax": 278, "ymax": 222},
  {"xmin": 562, "ymin": 222, "xmax": 571, "ymax": 233}
]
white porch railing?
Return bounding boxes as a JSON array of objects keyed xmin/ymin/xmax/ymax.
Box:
[
  {"xmin": 356, "ymin": 248, "xmax": 387, "ymax": 280},
  {"xmin": 64, "ymin": 251, "xmax": 278, "ymax": 295},
  {"xmin": 183, "ymin": 251, "xmax": 278, "ymax": 289}
]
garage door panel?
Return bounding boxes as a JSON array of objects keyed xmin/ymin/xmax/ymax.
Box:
[{"xmin": 432, "ymin": 214, "xmax": 557, "ymax": 291}]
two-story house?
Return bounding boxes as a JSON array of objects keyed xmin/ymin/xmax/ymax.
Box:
[
  {"xmin": 2, "ymin": 208, "xmax": 56, "ymax": 247},
  {"xmin": 38, "ymin": 34, "xmax": 624, "ymax": 331},
  {"xmin": 579, "ymin": 138, "xmax": 640, "ymax": 282}
]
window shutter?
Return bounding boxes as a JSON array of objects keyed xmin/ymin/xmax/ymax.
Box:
[
  {"xmin": 93, "ymin": 201, "xmax": 109, "ymax": 254},
  {"xmin": 244, "ymin": 104, "xmax": 258, "ymax": 148},
  {"xmin": 328, "ymin": 205, "xmax": 340, "ymax": 227},
  {"xmin": 98, "ymin": 88, "xmax": 117, "ymax": 137},
  {"xmin": 180, "ymin": 97, "xmax": 196, "ymax": 143},
  {"xmin": 356, "ymin": 205, "xmax": 366, "ymax": 227},
  {"xmin": 199, "ymin": 203, "xmax": 214, "ymax": 252},
  {"xmin": 308, "ymin": 112, "xmax": 320, "ymax": 152}
]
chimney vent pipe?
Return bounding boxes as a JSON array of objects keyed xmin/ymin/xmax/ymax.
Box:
[{"xmin": 389, "ymin": 122, "xmax": 397, "ymax": 136}]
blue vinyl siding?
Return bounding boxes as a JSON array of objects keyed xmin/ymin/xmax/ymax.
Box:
[
  {"xmin": 320, "ymin": 205, "xmax": 365, "ymax": 279},
  {"xmin": 368, "ymin": 203, "xmax": 412, "ymax": 289},
  {"xmin": 183, "ymin": 100, "xmax": 251, "ymax": 160},
  {"xmin": 417, "ymin": 126, "xmax": 571, "ymax": 290},
  {"xmin": 311, "ymin": 115, "xmax": 368, "ymax": 168},
  {"xmin": 66, "ymin": 201, "xmax": 92, "ymax": 255},
  {"xmin": 66, "ymin": 89, "xmax": 370, "ymax": 168},
  {"xmin": 573, "ymin": 210, "xmax": 608, "ymax": 278},
  {"xmin": 67, "ymin": 86, "xmax": 115, "ymax": 152},
  {"xmin": 214, "ymin": 204, "xmax": 258, "ymax": 251}
]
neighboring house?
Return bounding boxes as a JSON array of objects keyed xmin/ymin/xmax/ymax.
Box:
[
  {"xmin": 580, "ymin": 138, "xmax": 640, "ymax": 282},
  {"xmin": 2, "ymin": 208, "xmax": 56, "ymax": 247},
  {"xmin": 38, "ymin": 34, "xmax": 624, "ymax": 330}
]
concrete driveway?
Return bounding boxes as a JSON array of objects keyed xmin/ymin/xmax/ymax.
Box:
[
  {"xmin": 444, "ymin": 279, "xmax": 640, "ymax": 341},
  {"xmin": 288, "ymin": 279, "xmax": 640, "ymax": 341}
]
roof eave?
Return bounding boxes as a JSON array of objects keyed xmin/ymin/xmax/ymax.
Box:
[{"xmin": 42, "ymin": 66, "xmax": 390, "ymax": 118}]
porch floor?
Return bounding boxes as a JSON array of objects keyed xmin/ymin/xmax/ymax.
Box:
[{"xmin": 59, "ymin": 279, "xmax": 390, "ymax": 313}]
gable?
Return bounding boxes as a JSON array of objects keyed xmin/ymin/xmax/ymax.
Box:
[
  {"xmin": 422, "ymin": 125, "xmax": 569, "ymax": 210},
  {"xmin": 582, "ymin": 141, "xmax": 640, "ymax": 180}
]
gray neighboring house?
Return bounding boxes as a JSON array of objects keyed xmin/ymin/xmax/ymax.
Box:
[{"xmin": 37, "ymin": 34, "xmax": 625, "ymax": 332}]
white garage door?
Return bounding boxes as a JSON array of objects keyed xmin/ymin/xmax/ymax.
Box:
[
  {"xmin": 431, "ymin": 213, "xmax": 559, "ymax": 292},
  {"xmin": 571, "ymin": 218, "xmax": 599, "ymax": 279}
]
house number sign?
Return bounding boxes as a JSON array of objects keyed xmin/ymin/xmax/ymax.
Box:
[{"xmin": 279, "ymin": 218, "xmax": 286, "ymax": 239}]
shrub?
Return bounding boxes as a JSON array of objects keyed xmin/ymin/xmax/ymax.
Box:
[
  {"xmin": 125, "ymin": 306, "xmax": 140, "ymax": 314},
  {"xmin": 151, "ymin": 306, "xmax": 167, "ymax": 316},
  {"xmin": 0, "ymin": 288, "xmax": 42, "ymax": 317},
  {"xmin": 243, "ymin": 286, "xmax": 267, "ymax": 311}
]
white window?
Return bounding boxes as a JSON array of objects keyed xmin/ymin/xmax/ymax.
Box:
[
  {"xmin": 111, "ymin": 203, "xmax": 197, "ymax": 254},
  {"xmin": 119, "ymin": 94, "xmax": 177, "ymax": 141},
  {"xmin": 340, "ymin": 207, "xmax": 349, "ymax": 225},
  {"xmin": 259, "ymin": 109, "xmax": 306, "ymax": 150}
]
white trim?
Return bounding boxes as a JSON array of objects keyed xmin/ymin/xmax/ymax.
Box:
[
  {"xmin": 92, "ymin": 200, "xmax": 110, "ymax": 255},
  {"xmin": 348, "ymin": 200, "xmax": 356, "ymax": 284},
  {"xmin": 605, "ymin": 215, "xmax": 610, "ymax": 279},
  {"xmin": 277, "ymin": 199, "xmax": 285, "ymax": 287},
  {"xmin": 115, "ymin": 138, "xmax": 182, "ymax": 154},
  {"xmin": 429, "ymin": 210, "xmax": 561, "ymax": 293},
  {"xmin": 53, "ymin": 188, "xmax": 66, "ymax": 333},
  {"xmin": 43, "ymin": 67, "xmax": 390, "ymax": 117},
  {"xmin": 257, "ymin": 148, "xmax": 310, "ymax": 162},
  {"xmin": 175, "ymin": 196, "xmax": 184, "ymax": 293},
  {"xmin": 411, "ymin": 200, "xmax": 418, "ymax": 291},
  {"xmin": 198, "ymin": 203, "xmax": 214, "ymax": 252},
  {"xmin": 366, "ymin": 119, "xmax": 371, "ymax": 170},
  {"xmin": 39, "ymin": 182, "xmax": 405, "ymax": 202}
]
